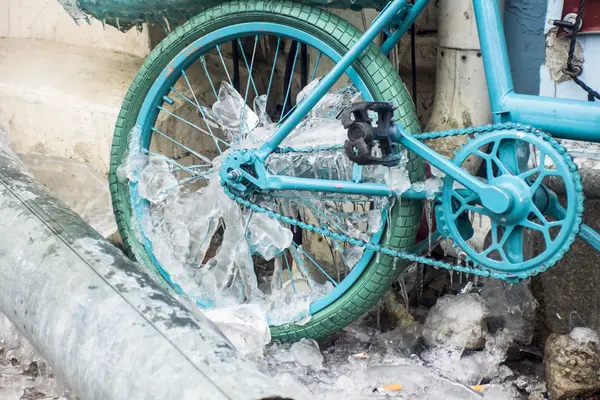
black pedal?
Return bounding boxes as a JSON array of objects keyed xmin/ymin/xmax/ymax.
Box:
[{"xmin": 341, "ymin": 102, "xmax": 402, "ymax": 167}]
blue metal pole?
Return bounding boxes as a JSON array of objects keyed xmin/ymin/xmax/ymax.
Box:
[
  {"xmin": 254, "ymin": 0, "xmax": 409, "ymax": 162},
  {"xmin": 380, "ymin": 0, "xmax": 431, "ymax": 55},
  {"xmin": 472, "ymin": 0, "xmax": 515, "ymax": 117},
  {"xmin": 503, "ymin": 94, "xmax": 600, "ymax": 140}
]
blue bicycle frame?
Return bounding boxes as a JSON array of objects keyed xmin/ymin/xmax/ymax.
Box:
[{"xmin": 239, "ymin": 0, "xmax": 600, "ymax": 246}]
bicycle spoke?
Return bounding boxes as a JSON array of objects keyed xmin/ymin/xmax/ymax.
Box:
[
  {"xmin": 151, "ymin": 126, "xmax": 214, "ymax": 165},
  {"xmin": 311, "ymin": 51, "xmax": 323, "ymax": 82},
  {"xmin": 147, "ymin": 151, "xmax": 211, "ymax": 174},
  {"xmin": 283, "ymin": 252, "xmax": 296, "ymax": 293},
  {"xmin": 294, "ymin": 242, "xmax": 338, "ymax": 287},
  {"xmin": 178, "ymin": 72, "xmax": 224, "ymax": 154},
  {"xmin": 216, "ymin": 45, "xmax": 234, "ymax": 87},
  {"xmin": 157, "ymin": 106, "xmax": 231, "ymax": 149},
  {"xmin": 280, "ymin": 42, "xmax": 300, "ymax": 123},
  {"xmin": 239, "ymin": 36, "xmax": 259, "ymax": 143},
  {"xmin": 266, "ymin": 36, "xmax": 282, "ymax": 104},
  {"xmin": 199, "ymin": 56, "xmax": 219, "ymax": 100},
  {"xmin": 237, "ymin": 37, "xmax": 260, "ymax": 98}
]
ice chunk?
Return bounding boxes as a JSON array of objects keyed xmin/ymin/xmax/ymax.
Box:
[
  {"xmin": 281, "ymin": 118, "xmax": 348, "ymax": 149},
  {"xmin": 203, "ymin": 303, "xmax": 270, "ymax": 357},
  {"xmin": 387, "ymin": 166, "xmax": 411, "ymax": 196},
  {"xmin": 0, "ymin": 313, "xmax": 69, "ymax": 398},
  {"xmin": 291, "ymin": 339, "xmax": 324, "ymax": 370},
  {"xmin": 480, "ymin": 278, "xmax": 538, "ymax": 344},
  {"xmin": 411, "ymin": 177, "xmax": 443, "ymax": 200},
  {"xmin": 247, "ymin": 213, "xmax": 293, "ymax": 260},
  {"xmin": 117, "ymin": 125, "xmax": 146, "ymax": 184},
  {"xmin": 254, "ymin": 94, "xmax": 273, "ymax": 127},
  {"xmin": 341, "ymin": 246, "xmax": 363, "ymax": 268},
  {"xmin": 422, "ymin": 329, "xmax": 515, "ymax": 385},
  {"xmin": 137, "ymin": 156, "xmax": 179, "ymax": 203},
  {"xmin": 569, "ymin": 327, "xmax": 600, "ymax": 348},
  {"xmin": 482, "ymin": 384, "xmax": 522, "ymax": 400},
  {"xmin": 430, "ymin": 165, "xmax": 446, "ymax": 178},
  {"xmin": 212, "ymin": 82, "xmax": 259, "ymax": 142},
  {"xmin": 273, "ymin": 373, "xmax": 317, "ymax": 400},
  {"xmin": 423, "ymin": 294, "xmax": 489, "ymax": 349},
  {"xmin": 296, "ymin": 79, "xmax": 361, "ymax": 119}
]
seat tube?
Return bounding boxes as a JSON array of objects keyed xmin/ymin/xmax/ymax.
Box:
[{"xmin": 472, "ymin": 0, "xmax": 515, "ymax": 118}]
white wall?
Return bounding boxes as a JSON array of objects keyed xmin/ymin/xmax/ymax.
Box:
[{"xmin": 0, "ymin": 0, "xmax": 150, "ymax": 57}]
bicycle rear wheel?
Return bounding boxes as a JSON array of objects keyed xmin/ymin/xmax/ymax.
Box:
[{"xmin": 109, "ymin": 0, "xmax": 425, "ymax": 341}]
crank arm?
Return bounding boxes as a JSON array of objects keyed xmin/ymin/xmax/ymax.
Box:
[
  {"xmin": 543, "ymin": 189, "xmax": 600, "ymax": 252},
  {"xmin": 395, "ymin": 126, "xmax": 512, "ymax": 214}
]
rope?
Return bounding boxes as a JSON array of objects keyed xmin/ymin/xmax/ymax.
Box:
[{"xmin": 563, "ymin": 0, "xmax": 600, "ymax": 101}]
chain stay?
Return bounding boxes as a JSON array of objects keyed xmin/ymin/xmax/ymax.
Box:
[{"xmin": 222, "ymin": 122, "xmax": 583, "ymax": 282}]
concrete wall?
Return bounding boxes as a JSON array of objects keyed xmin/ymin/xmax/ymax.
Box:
[
  {"xmin": 0, "ymin": 0, "xmax": 150, "ymax": 57},
  {"xmin": 540, "ymin": 0, "xmax": 600, "ymax": 99}
]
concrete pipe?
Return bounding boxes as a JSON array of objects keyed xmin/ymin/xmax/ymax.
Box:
[
  {"xmin": 425, "ymin": 0, "xmax": 504, "ymax": 174},
  {"xmin": 0, "ymin": 149, "xmax": 286, "ymax": 400}
]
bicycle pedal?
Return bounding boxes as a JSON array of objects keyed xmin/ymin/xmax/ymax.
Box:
[{"xmin": 341, "ymin": 101, "xmax": 402, "ymax": 167}]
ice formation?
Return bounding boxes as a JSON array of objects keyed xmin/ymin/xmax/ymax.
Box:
[
  {"xmin": 0, "ymin": 127, "xmax": 20, "ymax": 162},
  {"xmin": 117, "ymin": 79, "xmax": 414, "ymax": 355},
  {"xmin": 262, "ymin": 315, "xmax": 528, "ymax": 400},
  {"xmin": 0, "ymin": 313, "xmax": 70, "ymax": 399},
  {"xmin": 419, "ymin": 280, "xmax": 539, "ymax": 386}
]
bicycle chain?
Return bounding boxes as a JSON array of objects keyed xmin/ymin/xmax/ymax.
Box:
[{"xmin": 221, "ymin": 122, "xmax": 584, "ymax": 281}]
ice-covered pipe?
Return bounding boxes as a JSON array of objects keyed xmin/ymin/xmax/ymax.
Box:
[
  {"xmin": 0, "ymin": 149, "xmax": 285, "ymax": 400},
  {"xmin": 425, "ymin": 0, "xmax": 504, "ymax": 173}
]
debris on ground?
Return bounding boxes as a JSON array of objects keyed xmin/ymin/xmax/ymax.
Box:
[
  {"xmin": 545, "ymin": 327, "xmax": 600, "ymax": 400},
  {"xmin": 0, "ymin": 314, "xmax": 71, "ymax": 399}
]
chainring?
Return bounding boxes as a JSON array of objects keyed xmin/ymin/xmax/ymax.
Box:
[{"xmin": 438, "ymin": 126, "xmax": 583, "ymax": 278}]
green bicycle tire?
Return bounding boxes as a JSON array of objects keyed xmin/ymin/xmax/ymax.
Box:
[{"xmin": 108, "ymin": 0, "xmax": 425, "ymax": 341}]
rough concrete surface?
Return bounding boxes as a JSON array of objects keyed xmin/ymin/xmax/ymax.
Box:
[
  {"xmin": 0, "ymin": 38, "xmax": 142, "ymax": 175},
  {"xmin": 0, "ymin": 0, "xmax": 150, "ymax": 57}
]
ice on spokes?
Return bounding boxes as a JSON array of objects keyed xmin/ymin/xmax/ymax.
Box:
[
  {"xmin": 212, "ymin": 82, "xmax": 260, "ymax": 143},
  {"xmin": 120, "ymin": 81, "xmax": 411, "ymax": 356}
]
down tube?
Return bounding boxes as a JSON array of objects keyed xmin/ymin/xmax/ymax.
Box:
[{"xmin": 254, "ymin": 0, "xmax": 409, "ymax": 162}]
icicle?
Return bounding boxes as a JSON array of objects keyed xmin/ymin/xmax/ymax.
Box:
[
  {"xmin": 116, "ymin": 16, "xmax": 121, "ymax": 31},
  {"xmin": 449, "ymin": 270, "xmax": 453, "ymax": 287},
  {"xmin": 290, "ymin": 245, "xmax": 317, "ymax": 291},
  {"xmin": 376, "ymin": 299, "xmax": 382, "ymax": 330},
  {"xmin": 101, "ymin": 18, "xmax": 106, "ymax": 30},
  {"xmin": 271, "ymin": 256, "xmax": 283, "ymax": 293},
  {"xmin": 427, "ymin": 200, "xmax": 433, "ymax": 255},
  {"xmin": 163, "ymin": 15, "xmax": 171, "ymax": 33}
]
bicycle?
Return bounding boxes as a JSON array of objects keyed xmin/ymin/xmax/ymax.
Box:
[{"xmin": 73, "ymin": 0, "xmax": 600, "ymax": 341}]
